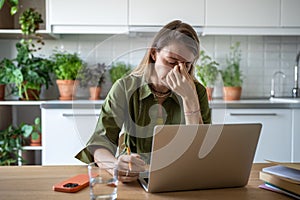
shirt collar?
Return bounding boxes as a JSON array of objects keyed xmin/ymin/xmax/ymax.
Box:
[{"xmin": 139, "ymin": 81, "xmax": 181, "ymax": 105}]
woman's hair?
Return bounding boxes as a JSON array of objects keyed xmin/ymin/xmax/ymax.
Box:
[{"xmin": 131, "ymin": 20, "xmax": 200, "ymax": 78}]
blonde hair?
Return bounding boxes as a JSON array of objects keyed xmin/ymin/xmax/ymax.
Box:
[{"xmin": 131, "ymin": 20, "xmax": 200, "ymax": 78}]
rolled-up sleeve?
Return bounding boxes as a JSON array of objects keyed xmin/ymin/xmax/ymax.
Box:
[{"xmin": 75, "ymin": 79, "xmax": 127, "ymax": 164}]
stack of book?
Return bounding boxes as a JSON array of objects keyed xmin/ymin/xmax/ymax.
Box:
[{"xmin": 259, "ymin": 161, "xmax": 300, "ymax": 199}]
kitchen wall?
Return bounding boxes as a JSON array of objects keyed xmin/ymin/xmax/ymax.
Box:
[{"xmin": 1, "ymin": 34, "xmax": 300, "ymax": 99}]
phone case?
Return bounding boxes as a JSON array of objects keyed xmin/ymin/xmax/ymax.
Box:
[{"xmin": 53, "ymin": 174, "xmax": 90, "ymax": 193}]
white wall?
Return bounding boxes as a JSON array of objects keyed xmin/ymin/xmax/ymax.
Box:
[{"xmin": 1, "ymin": 34, "xmax": 300, "ymax": 99}]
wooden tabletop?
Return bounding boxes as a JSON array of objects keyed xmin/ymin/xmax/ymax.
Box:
[{"xmin": 0, "ymin": 163, "xmax": 293, "ymax": 200}]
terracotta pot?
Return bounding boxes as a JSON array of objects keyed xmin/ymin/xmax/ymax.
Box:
[
  {"xmin": 89, "ymin": 86, "xmax": 101, "ymax": 100},
  {"xmin": 0, "ymin": 84, "xmax": 5, "ymax": 100},
  {"xmin": 56, "ymin": 80, "xmax": 79, "ymax": 100},
  {"xmin": 21, "ymin": 88, "xmax": 40, "ymax": 100},
  {"xmin": 206, "ymin": 87, "xmax": 214, "ymax": 101},
  {"xmin": 223, "ymin": 86, "xmax": 242, "ymax": 101},
  {"xmin": 30, "ymin": 133, "xmax": 41, "ymax": 146}
]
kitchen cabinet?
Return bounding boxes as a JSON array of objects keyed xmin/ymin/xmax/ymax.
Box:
[
  {"xmin": 281, "ymin": 0, "xmax": 300, "ymax": 27},
  {"xmin": 128, "ymin": 0, "xmax": 205, "ymax": 27},
  {"xmin": 41, "ymin": 104, "xmax": 102, "ymax": 165},
  {"xmin": 292, "ymin": 109, "xmax": 300, "ymax": 162},
  {"xmin": 206, "ymin": 0, "xmax": 280, "ymax": 27},
  {"xmin": 49, "ymin": 0, "xmax": 128, "ymax": 34},
  {"xmin": 212, "ymin": 109, "xmax": 292, "ymax": 163}
]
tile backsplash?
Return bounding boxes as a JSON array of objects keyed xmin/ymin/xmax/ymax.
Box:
[{"xmin": 1, "ymin": 34, "xmax": 300, "ymax": 99}]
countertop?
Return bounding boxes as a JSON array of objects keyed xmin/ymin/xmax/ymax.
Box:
[{"xmin": 1, "ymin": 98, "xmax": 300, "ymax": 109}]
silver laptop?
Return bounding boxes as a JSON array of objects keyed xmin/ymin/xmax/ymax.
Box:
[{"xmin": 139, "ymin": 123, "xmax": 262, "ymax": 193}]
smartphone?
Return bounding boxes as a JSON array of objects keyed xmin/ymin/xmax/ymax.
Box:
[{"xmin": 53, "ymin": 174, "xmax": 90, "ymax": 193}]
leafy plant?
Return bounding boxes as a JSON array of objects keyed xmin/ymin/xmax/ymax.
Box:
[
  {"xmin": 0, "ymin": 58, "xmax": 17, "ymax": 85},
  {"xmin": 19, "ymin": 8, "xmax": 43, "ymax": 36},
  {"xmin": 109, "ymin": 62, "xmax": 132, "ymax": 84},
  {"xmin": 12, "ymin": 41, "xmax": 53, "ymax": 100},
  {"xmin": 195, "ymin": 50, "xmax": 219, "ymax": 87},
  {"xmin": 0, "ymin": 124, "xmax": 24, "ymax": 165},
  {"xmin": 0, "ymin": 117, "xmax": 41, "ymax": 165},
  {"xmin": 220, "ymin": 42, "xmax": 243, "ymax": 87},
  {"xmin": 0, "ymin": 0, "xmax": 18, "ymax": 15},
  {"xmin": 22, "ymin": 117, "xmax": 41, "ymax": 141},
  {"xmin": 51, "ymin": 51, "xmax": 84, "ymax": 80},
  {"xmin": 79, "ymin": 63, "xmax": 107, "ymax": 87}
]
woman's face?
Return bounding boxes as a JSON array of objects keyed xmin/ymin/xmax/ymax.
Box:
[{"xmin": 152, "ymin": 42, "xmax": 195, "ymax": 85}]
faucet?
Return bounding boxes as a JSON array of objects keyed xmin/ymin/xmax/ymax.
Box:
[
  {"xmin": 292, "ymin": 51, "xmax": 300, "ymax": 98},
  {"xmin": 270, "ymin": 71, "xmax": 286, "ymax": 98}
]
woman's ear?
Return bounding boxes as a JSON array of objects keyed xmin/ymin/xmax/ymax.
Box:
[{"xmin": 150, "ymin": 50, "xmax": 156, "ymax": 61}]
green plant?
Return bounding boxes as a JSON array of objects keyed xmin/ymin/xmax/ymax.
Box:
[
  {"xmin": 51, "ymin": 51, "xmax": 84, "ymax": 80},
  {"xmin": 0, "ymin": 58, "xmax": 16, "ymax": 85},
  {"xmin": 109, "ymin": 62, "xmax": 132, "ymax": 84},
  {"xmin": 12, "ymin": 41, "xmax": 53, "ymax": 100},
  {"xmin": 19, "ymin": 8, "xmax": 43, "ymax": 36},
  {"xmin": 0, "ymin": 117, "xmax": 41, "ymax": 165},
  {"xmin": 0, "ymin": 124, "xmax": 24, "ymax": 165},
  {"xmin": 0, "ymin": 0, "xmax": 18, "ymax": 15},
  {"xmin": 195, "ymin": 50, "xmax": 219, "ymax": 87},
  {"xmin": 22, "ymin": 117, "xmax": 41, "ymax": 142},
  {"xmin": 79, "ymin": 63, "xmax": 107, "ymax": 87},
  {"xmin": 220, "ymin": 42, "xmax": 243, "ymax": 87}
]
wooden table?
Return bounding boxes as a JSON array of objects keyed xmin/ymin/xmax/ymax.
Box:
[{"xmin": 0, "ymin": 164, "xmax": 293, "ymax": 200}]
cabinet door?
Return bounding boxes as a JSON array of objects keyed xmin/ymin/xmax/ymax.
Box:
[
  {"xmin": 49, "ymin": 0, "xmax": 127, "ymax": 26},
  {"xmin": 281, "ymin": 0, "xmax": 300, "ymax": 27},
  {"xmin": 292, "ymin": 109, "xmax": 300, "ymax": 162},
  {"xmin": 129, "ymin": 0, "xmax": 205, "ymax": 26},
  {"xmin": 212, "ymin": 109, "xmax": 292, "ymax": 162},
  {"xmin": 206, "ymin": 0, "xmax": 280, "ymax": 27},
  {"xmin": 42, "ymin": 108, "xmax": 100, "ymax": 165}
]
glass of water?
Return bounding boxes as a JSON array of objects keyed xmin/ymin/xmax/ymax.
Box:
[{"xmin": 88, "ymin": 161, "xmax": 118, "ymax": 200}]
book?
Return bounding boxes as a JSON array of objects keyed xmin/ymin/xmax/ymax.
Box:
[
  {"xmin": 262, "ymin": 165, "xmax": 300, "ymax": 184},
  {"xmin": 259, "ymin": 183, "xmax": 300, "ymax": 199},
  {"xmin": 259, "ymin": 171, "xmax": 300, "ymax": 196}
]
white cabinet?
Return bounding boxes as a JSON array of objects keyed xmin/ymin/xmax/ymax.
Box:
[
  {"xmin": 212, "ymin": 109, "xmax": 292, "ymax": 163},
  {"xmin": 292, "ymin": 109, "xmax": 300, "ymax": 162},
  {"xmin": 49, "ymin": 0, "xmax": 128, "ymax": 33},
  {"xmin": 281, "ymin": 0, "xmax": 300, "ymax": 27},
  {"xmin": 206, "ymin": 0, "xmax": 280, "ymax": 27},
  {"xmin": 128, "ymin": 0, "xmax": 205, "ymax": 27},
  {"xmin": 42, "ymin": 107, "xmax": 100, "ymax": 165}
]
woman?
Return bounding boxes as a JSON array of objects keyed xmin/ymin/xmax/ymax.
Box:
[{"xmin": 76, "ymin": 20, "xmax": 211, "ymax": 182}]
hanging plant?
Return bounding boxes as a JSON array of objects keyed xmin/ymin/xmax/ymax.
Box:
[{"xmin": 0, "ymin": 0, "xmax": 19, "ymax": 15}]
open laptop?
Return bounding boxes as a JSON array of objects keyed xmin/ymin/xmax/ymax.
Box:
[{"xmin": 138, "ymin": 123, "xmax": 262, "ymax": 193}]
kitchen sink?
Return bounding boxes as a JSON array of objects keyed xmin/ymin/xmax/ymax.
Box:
[{"xmin": 269, "ymin": 97, "xmax": 300, "ymax": 103}]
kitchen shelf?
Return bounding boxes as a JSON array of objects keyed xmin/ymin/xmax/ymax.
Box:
[{"xmin": 23, "ymin": 146, "xmax": 43, "ymax": 150}]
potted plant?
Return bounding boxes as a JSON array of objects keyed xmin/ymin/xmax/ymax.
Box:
[
  {"xmin": 0, "ymin": 117, "xmax": 41, "ymax": 165},
  {"xmin": 22, "ymin": 117, "xmax": 41, "ymax": 146},
  {"xmin": 195, "ymin": 50, "xmax": 219, "ymax": 100},
  {"xmin": 51, "ymin": 50, "xmax": 84, "ymax": 100},
  {"xmin": 220, "ymin": 42, "xmax": 243, "ymax": 101},
  {"xmin": 0, "ymin": 8, "xmax": 51, "ymax": 100},
  {"xmin": 79, "ymin": 63, "xmax": 107, "ymax": 100},
  {"xmin": 109, "ymin": 62, "xmax": 132, "ymax": 84},
  {"xmin": 15, "ymin": 41, "xmax": 53, "ymax": 100}
]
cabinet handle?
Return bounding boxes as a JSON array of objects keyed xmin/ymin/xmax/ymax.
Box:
[
  {"xmin": 229, "ymin": 113, "xmax": 277, "ymax": 116},
  {"xmin": 62, "ymin": 114, "xmax": 100, "ymax": 117}
]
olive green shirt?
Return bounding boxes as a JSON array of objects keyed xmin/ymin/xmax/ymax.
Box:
[{"xmin": 75, "ymin": 75, "xmax": 211, "ymax": 163}]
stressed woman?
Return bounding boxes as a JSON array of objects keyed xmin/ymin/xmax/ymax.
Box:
[{"xmin": 76, "ymin": 20, "xmax": 211, "ymax": 183}]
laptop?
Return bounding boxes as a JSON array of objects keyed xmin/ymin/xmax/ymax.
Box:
[{"xmin": 138, "ymin": 123, "xmax": 262, "ymax": 193}]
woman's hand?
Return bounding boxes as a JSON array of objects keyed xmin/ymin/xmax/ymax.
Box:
[
  {"xmin": 163, "ymin": 63, "xmax": 196, "ymax": 100},
  {"xmin": 116, "ymin": 153, "xmax": 145, "ymax": 183}
]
